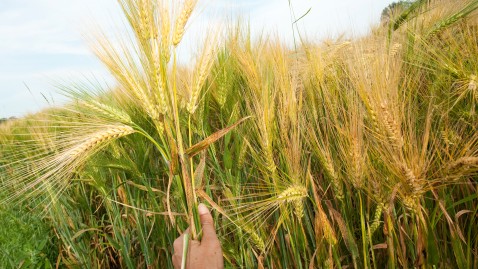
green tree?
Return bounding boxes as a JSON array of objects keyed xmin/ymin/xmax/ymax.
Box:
[{"xmin": 381, "ymin": 1, "xmax": 414, "ymax": 23}]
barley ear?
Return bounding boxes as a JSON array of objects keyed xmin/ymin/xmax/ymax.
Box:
[
  {"xmin": 369, "ymin": 202, "xmax": 384, "ymax": 235},
  {"xmin": 65, "ymin": 125, "xmax": 135, "ymax": 159},
  {"xmin": 160, "ymin": 2, "xmax": 171, "ymax": 61},
  {"xmin": 187, "ymin": 44, "xmax": 217, "ymax": 114},
  {"xmin": 79, "ymin": 100, "xmax": 132, "ymax": 124},
  {"xmin": 276, "ymin": 185, "xmax": 307, "ymax": 219},
  {"xmin": 172, "ymin": 0, "xmax": 197, "ymax": 46}
]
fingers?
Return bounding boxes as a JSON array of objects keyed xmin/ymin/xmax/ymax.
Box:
[
  {"xmin": 172, "ymin": 254, "xmax": 181, "ymax": 269},
  {"xmin": 198, "ymin": 203, "xmax": 219, "ymax": 244},
  {"xmin": 173, "ymin": 234, "xmax": 184, "ymax": 253},
  {"xmin": 173, "ymin": 227, "xmax": 189, "ymax": 253}
]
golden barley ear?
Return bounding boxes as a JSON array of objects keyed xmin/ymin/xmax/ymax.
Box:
[
  {"xmin": 172, "ymin": 0, "xmax": 197, "ymax": 46},
  {"xmin": 187, "ymin": 39, "xmax": 219, "ymax": 114},
  {"xmin": 64, "ymin": 126, "xmax": 135, "ymax": 159},
  {"xmin": 0, "ymin": 123, "xmax": 135, "ymax": 206}
]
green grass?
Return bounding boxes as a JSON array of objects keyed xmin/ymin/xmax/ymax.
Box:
[{"xmin": 0, "ymin": 202, "xmax": 57, "ymax": 268}]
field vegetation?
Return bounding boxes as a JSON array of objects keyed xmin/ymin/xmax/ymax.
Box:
[{"xmin": 1, "ymin": 0, "xmax": 478, "ymax": 268}]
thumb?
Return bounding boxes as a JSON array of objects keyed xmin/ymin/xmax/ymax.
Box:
[{"xmin": 198, "ymin": 203, "xmax": 218, "ymax": 243}]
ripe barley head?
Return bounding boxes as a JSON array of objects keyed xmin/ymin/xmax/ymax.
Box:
[
  {"xmin": 380, "ymin": 102, "xmax": 403, "ymax": 148},
  {"xmin": 80, "ymin": 100, "xmax": 132, "ymax": 123},
  {"xmin": 65, "ymin": 125, "xmax": 135, "ymax": 159},
  {"xmin": 188, "ymin": 45, "xmax": 216, "ymax": 114},
  {"xmin": 172, "ymin": 0, "xmax": 197, "ymax": 46}
]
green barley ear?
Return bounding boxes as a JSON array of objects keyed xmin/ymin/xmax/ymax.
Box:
[
  {"xmin": 277, "ymin": 185, "xmax": 308, "ymax": 219},
  {"xmin": 369, "ymin": 202, "xmax": 384, "ymax": 235},
  {"xmin": 213, "ymin": 63, "xmax": 229, "ymax": 108},
  {"xmin": 387, "ymin": 0, "xmax": 427, "ymax": 39},
  {"xmin": 426, "ymin": 1, "xmax": 478, "ymax": 38}
]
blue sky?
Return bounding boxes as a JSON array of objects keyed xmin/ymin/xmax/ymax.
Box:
[{"xmin": 0, "ymin": 0, "xmax": 395, "ymax": 118}]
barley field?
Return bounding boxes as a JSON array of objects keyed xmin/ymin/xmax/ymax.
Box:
[{"xmin": 1, "ymin": 0, "xmax": 478, "ymax": 268}]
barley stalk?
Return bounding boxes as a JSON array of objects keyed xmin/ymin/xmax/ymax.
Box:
[
  {"xmin": 109, "ymin": 61, "xmax": 161, "ymax": 121},
  {"xmin": 361, "ymin": 95, "xmax": 380, "ymax": 133},
  {"xmin": 237, "ymin": 141, "xmax": 248, "ymax": 168},
  {"xmin": 331, "ymin": 209, "xmax": 359, "ymax": 261},
  {"xmin": 276, "ymin": 185, "xmax": 307, "ymax": 220},
  {"xmin": 111, "ymin": 142, "xmax": 121, "ymax": 159},
  {"xmin": 145, "ymin": 100, "xmax": 161, "ymax": 121},
  {"xmin": 427, "ymin": 3, "xmax": 478, "ymax": 38},
  {"xmin": 441, "ymin": 129, "xmax": 460, "ymax": 145}
]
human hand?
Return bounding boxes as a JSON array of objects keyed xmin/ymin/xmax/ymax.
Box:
[{"xmin": 172, "ymin": 203, "xmax": 224, "ymax": 269}]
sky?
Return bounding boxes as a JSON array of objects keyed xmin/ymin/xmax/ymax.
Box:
[{"xmin": 0, "ymin": 0, "xmax": 395, "ymax": 118}]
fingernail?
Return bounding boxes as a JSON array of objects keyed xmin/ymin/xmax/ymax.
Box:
[{"xmin": 198, "ymin": 203, "xmax": 209, "ymax": 215}]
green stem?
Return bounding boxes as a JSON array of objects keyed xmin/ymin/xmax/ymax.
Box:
[{"xmin": 181, "ymin": 233, "xmax": 190, "ymax": 269}]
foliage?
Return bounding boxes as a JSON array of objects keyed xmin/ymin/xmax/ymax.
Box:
[
  {"xmin": 380, "ymin": 0, "xmax": 414, "ymax": 23},
  {"xmin": 0, "ymin": 202, "xmax": 56, "ymax": 268}
]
